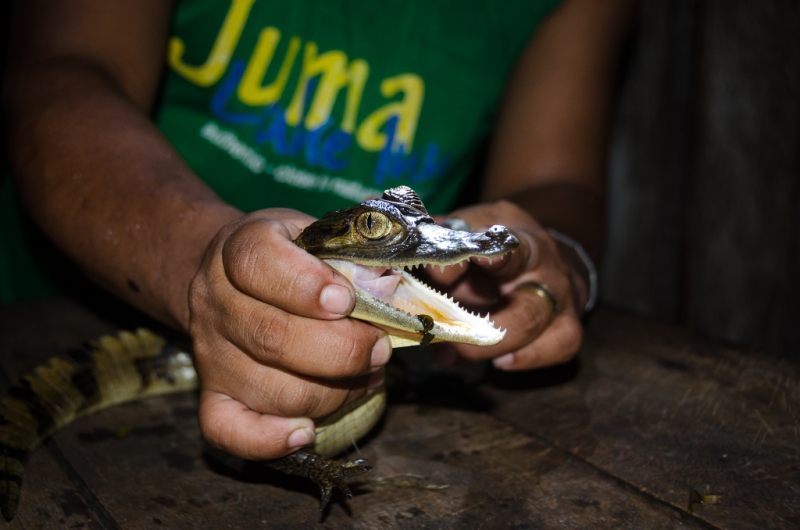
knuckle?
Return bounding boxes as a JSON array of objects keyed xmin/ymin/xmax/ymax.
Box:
[
  {"xmin": 189, "ymin": 334, "xmax": 212, "ymax": 365},
  {"xmin": 222, "ymin": 228, "xmax": 261, "ymax": 290},
  {"xmin": 223, "ymin": 219, "xmax": 287, "ymax": 284},
  {"xmin": 324, "ymin": 325, "xmax": 371, "ymax": 377},
  {"xmin": 271, "ymin": 379, "xmax": 343, "ymax": 419},
  {"xmin": 187, "ymin": 274, "xmax": 214, "ymax": 318},
  {"xmin": 188, "ymin": 322, "xmax": 228, "ymax": 370},
  {"xmin": 248, "ymin": 311, "xmax": 292, "ymax": 361},
  {"xmin": 516, "ymin": 294, "xmax": 549, "ymax": 337},
  {"xmin": 274, "ymin": 379, "xmax": 314, "ymax": 417},
  {"xmin": 224, "ymin": 220, "xmax": 322, "ymax": 304}
]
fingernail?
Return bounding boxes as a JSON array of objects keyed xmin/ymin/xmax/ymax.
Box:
[
  {"xmin": 367, "ymin": 368, "xmax": 385, "ymax": 391},
  {"xmin": 493, "ymin": 353, "xmax": 515, "ymax": 370},
  {"xmin": 435, "ymin": 345, "xmax": 459, "ymax": 368},
  {"xmin": 370, "ymin": 336, "xmax": 392, "ymax": 367},
  {"xmin": 288, "ymin": 426, "xmax": 315, "ymax": 449},
  {"xmin": 320, "ymin": 284, "xmax": 353, "ymax": 315}
]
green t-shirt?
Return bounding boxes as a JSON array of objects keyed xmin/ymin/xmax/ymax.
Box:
[{"xmin": 0, "ymin": 0, "xmax": 559, "ymax": 302}]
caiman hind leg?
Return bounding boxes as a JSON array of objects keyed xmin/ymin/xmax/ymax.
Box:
[
  {"xmin": 264, "ymin": 451, "xmax": 373, "ymax": 511},
  {"xmin": 261, "ymin": 385, "xmax": 387, "ymax": 510}
]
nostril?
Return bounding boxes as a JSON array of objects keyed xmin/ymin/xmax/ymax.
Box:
[{"xmin": 486, "ymin": 225, "xmax": 508, "ymax": 237}]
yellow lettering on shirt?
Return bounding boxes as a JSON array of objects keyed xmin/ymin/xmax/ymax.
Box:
[
  {"xmin": 169, "ymin": 5, "xmax": 426, "ymax": 154},
  {"xmin": 356, "ymin": 74, "xmax": 424, "ymax": 153},
  {"xmin": 168, "ymin": 0, "xmax": 255, "ymax": 86},
  {"xmin": 238, "ymin": 27, "xmax": 301, "ymax": 106},
  {"xmin": 284, "ymin": 42, "xmax": 369, "ymax": 132}
]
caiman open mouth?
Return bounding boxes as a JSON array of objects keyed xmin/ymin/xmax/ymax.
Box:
[
  {"xmin": 295, "ymin": 187, "xmax": 520, "ymax": 348},
  {"xmin": 324, "ymin": 258, "xmax": 508, "ymax": 347},
  {"xmin": 348, "ymin": 264, "xmax": 403, "ymax": 304}
]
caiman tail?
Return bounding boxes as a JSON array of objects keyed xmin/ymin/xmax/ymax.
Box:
[
  {"xmin": 0, "ymin": 328, "xmax": 386, "ymax": 522},
  {"xmin": 0, "ymin": 329, "xmax": 197, "ymax": 521}
]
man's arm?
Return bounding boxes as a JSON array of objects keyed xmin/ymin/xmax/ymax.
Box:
[
  {"xmin": 484, "ymin": 0, "xmax": 638, "ymax": 262},
  {"xmin": 4, "ymin": 0, "xmax": 388, "ymax": 459},
  {"xmin": 5, "ymin": 0, "xmax": 231, "ymax": 327}
]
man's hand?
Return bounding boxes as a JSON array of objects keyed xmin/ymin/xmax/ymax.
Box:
[
  {"xmin": 429, "ymin": 201, "xmax": 587, "ymax": 371},
  {"xmin": 188, "ymin": 209, "xmax": 392, "ymax": 461},
  {"xmin": 432, "ymin": 0, "xmax": 639, "ymax": 371}
]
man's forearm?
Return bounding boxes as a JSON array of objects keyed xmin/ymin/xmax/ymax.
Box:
[
  {"xmin": 5, "ymin": 60, "xmax": 241, "ymax": 329},
  {"xmin": 478, "ymin": 0, "xmax": 636, "ymax": 269}
]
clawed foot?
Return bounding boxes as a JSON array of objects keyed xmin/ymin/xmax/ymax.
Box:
[{"xmin": 264, "ymin": 451, "xmax": 373, "ymax": 511}]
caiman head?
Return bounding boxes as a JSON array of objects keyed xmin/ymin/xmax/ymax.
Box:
[{"xmin": 294, "ymin": 186, "xmax": 519, "ymax": 348}]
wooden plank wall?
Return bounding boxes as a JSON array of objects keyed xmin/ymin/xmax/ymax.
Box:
[{"xmin": 602, "ymin": 0, "xmax": 800, "ymax": 360}]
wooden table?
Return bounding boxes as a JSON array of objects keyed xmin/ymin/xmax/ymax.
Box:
[{"xmin": 1, "ymin": 297, "xmax": 797, "ymax": 529}]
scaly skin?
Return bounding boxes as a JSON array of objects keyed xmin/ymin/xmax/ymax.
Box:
[{"xmin": 0, "ymin": 186, "xmax": 518, "ymax": 520}]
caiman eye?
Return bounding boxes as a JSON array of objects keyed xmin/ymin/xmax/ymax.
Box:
[{"xmin": 356, "ymin": 211, "xmax": 392, "ymax": 240}]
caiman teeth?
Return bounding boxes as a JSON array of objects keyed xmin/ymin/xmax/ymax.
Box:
[
  {"xmin": 397, "ymin": 251, "xmax": 515, "ymax": 273},
  {"xmin": 327, "ymin": 256, "xmax": 507, "ymax": 346}
]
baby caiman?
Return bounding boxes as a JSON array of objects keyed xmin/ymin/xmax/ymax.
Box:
[{"xmin": 0, "ymin": 186, "xmax": 518, "ymax": 520}]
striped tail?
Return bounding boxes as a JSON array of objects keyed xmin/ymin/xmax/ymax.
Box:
[{"xmin": 0, "ymin": 329, "xmax": 198, "ymax": 521}]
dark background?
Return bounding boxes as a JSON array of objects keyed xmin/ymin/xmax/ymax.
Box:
[
  {"xmin": 1, "ymin": 1, "xmax": 798, "ymax": 360},
  {"xmin": 602, "ymin": 0, "xmax": 799, "ymax": 360}
]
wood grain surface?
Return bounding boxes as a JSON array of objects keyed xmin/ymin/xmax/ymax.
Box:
[{"xmin": 1, "ymin": 298, "xmax": 797, "ymax": 529}]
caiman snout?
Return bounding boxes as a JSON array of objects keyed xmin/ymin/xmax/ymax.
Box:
[{"xmin": 478, "ymin": 225, "xmax": 519, "ymax": 254}]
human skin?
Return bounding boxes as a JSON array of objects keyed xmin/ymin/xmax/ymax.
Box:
[
  {"xmin": 426, "ymin": 0, "xmax": 638, "ymax": 370},
  {"xmin": 4, "ymin": 0, "xmax": 636, "ymax": 460}
]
